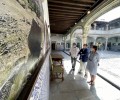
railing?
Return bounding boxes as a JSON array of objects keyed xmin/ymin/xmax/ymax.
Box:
[
  {"xmin": 91, "ymin": 28, "xmax": 120, "ymax": 35},
  {"xmin": 89, "ymin": 30, "xmax": 107, "ymax": 34},
  {"xmin": 74, "ymin": 28, "xmax": 120, "ymax": 35},
  {"xmin": 108, "ymin": 28, "xmax": 120, "ymax": 34}
]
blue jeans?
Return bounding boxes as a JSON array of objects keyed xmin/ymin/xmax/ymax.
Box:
[{"xmin": 71, "ymin": 57, "xmax": 77, "ymax": 69}]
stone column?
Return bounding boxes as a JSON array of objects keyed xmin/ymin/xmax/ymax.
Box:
[
  {"xmin": 106, "ymin": 24, "xmax": 109, "ymax": 30},
  {"xmin": 64, "ymin": 37, "xmax": 67, "ymax": 51},
  {"xmin": 82, "ymin": 34, "xmax": 87, "ymax": 46},
  {"xmin": 93, "ymin": 37, "xmax": 97, "ymax": 45},
  {"xmin": 78, "ymin": 35, "xmax": 82, "ymax": 48},
  {"xmin": 105, "ymin": 37, "xmax": 108, "ymax": 50},
  {"xmin": 94, "ymin": 23, "xmax": 97, "ymax": 30},
  {"xmin": 70, "ymin": 33, "xmax": 73, "ymax": 48},
  {"xmin": 82, "ymin": 26, "xmax": 90, "ymax": 47}
]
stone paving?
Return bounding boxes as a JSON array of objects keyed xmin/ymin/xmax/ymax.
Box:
[{"xmin": 50, "ymin": 51, "xmax": 120, "ymax": 100}]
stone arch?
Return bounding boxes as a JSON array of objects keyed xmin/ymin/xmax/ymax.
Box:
[
  {"xmin": 96, "ymin": 37, "xmax": 106, "ymax": 50},
  {"xmin": 108, "ymin": 36, "xmax": 120, "ymax": 51},
  {"xmin": 66, "ymin": 1, "xmax": 120, "ymax": 49},
  {"xmin": 70, "ymin": 25, "xmax": 83, "ymax": 47},
  {"xmin": 82, "ymin": 1, "xmax": 120, "ymax": 26},
  {"xmin": 108, "ymin": 36, "xmax": 120, "ymax": 44},
  {"xmin": 70, "ymin": 26, "xmax": 83, "ymax": 38}
]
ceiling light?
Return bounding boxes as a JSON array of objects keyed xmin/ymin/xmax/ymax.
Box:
[
  {"xmin": 81, "ymin": 19, "xmax": 84, "ymax": 22},
  {"xmin": 87, "ymin": 11, "xmax": 90, "ymax": 14}
]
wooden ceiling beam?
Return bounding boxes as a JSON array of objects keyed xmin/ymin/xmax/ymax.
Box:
[
  {"xmin": 50, "ymin": 17, "xmax": 77, "ymax": 19},
  {"xmin": 48, "ymin": 4, "xmax": 88, "ymax": 11},
  {"xmin": 48, "ymin": 0, "xmax": 100, "ymax": 34},
  {"xmin": 49, "ymin": 14, "xmax": 79, "ymax": 17},
  {"xmin": 50, "ymin": 11, "xmax": 84, "ymax": 16},
  {"xmin": 51, "ymin": 22, "xmax": 74, "ymax": 25},
  {"xmin": 50, "ymin": 20, "xmax": 76, "ymax": 23},
  {"xmin": 50, "ymin": 19, "xmax": 76, "ymax": 21},
  {"xmin": 51, "ymin": 26, "xmax": 71, "ymax": 28},
  {"xmin": 48, "ymin": 0, "xmax": 91, "ymax": 7},
  {"xmin": 73, "ymin": 0, "xmax": 95, "ymax": 3},
  {"xmin": 49, "ymin": 8, "xmax": 84, "ymax": 14},
  {"xmin": 50, "ymin": 16, "xmax": 79, "ymax": 19},
  {"xmin": 50, "ymin": 19, "xmax": 76, "ymax": 22},
  {"xmin": 50, "ymin": 19, "xmax": 75, "ymax": 21},
  {"xmin": 51, "ymin": 27, "xmax": 70, "ymax": 29},
  {"xmin": 51, "ymin": 23, "xmax": 72, "ymax": 27},
  {"xmin": 50, "ymin": 16, "xmax": 80, "ymax": 18},
  {"xmin": 51, "ymin": 28, "xmax": 71, "ymax": 30},
  {"xmin": 50, "ymin": 12, "xmax": 81, "ymax": 16},
  {"xmin": 49, "ymin": 5, "xmax": 88, "ymax": 11}
]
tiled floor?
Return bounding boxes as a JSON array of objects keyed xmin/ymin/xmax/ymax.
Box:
[{"xmin": 50, "ymin": 51, "xmax": 120, "ymax": 100}]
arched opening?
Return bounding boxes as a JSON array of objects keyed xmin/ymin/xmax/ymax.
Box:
[
  {"xmin": 96, "ymin": 37, "xmax": 106, "ymax": 50},
  {"xmin": 108, "ymin": 36, "xmax": 120, "ymax": 51},
  {"xmin": 70, "ymin": 26, "xmax": 83, "ymax": 47}
]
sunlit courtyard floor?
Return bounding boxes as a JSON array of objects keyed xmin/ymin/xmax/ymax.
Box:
[
  {"xmin": 50, "ymin": 51, "xmax": 120, "ymax": 100},
  {"xmin": 98, "ymin": 51, "xmax": 120, "ymax": 87}
]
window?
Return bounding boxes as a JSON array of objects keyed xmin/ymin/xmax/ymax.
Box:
[{"xmin": 61, "ymin": 42, "xmax": 64, "ymax": 45}]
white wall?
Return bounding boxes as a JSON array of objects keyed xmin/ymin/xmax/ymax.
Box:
[{"xmin": 51, "ymin": 34, "xmax": 64, "ymax": 50}]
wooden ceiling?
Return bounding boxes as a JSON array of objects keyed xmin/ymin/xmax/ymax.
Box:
[{"xmin": 48, "ymin": 0, "xmax": 104, "ymax": 34}]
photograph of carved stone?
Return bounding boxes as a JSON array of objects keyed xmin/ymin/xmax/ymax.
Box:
[
  {"xmin": 16, "ymin": 0, "xmax": 44, "ymax": 18},
  {"xmin": 0, "ymin": 0, "xmax": 44, "ymax": 99}
]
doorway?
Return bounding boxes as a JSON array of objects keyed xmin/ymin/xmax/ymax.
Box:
[{"xmin": 52, "ymin": 43, "xmax": 56, "ymax": 50}]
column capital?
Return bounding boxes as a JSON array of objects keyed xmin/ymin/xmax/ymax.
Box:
[
  {"xmin": 83, "ymin": 25, "xmax": 90, "ymax": 30},
  {"xmin": 83, "ymin": 26, "xmax": 91, "ymax": 35},
  {"xmin": 82, "ymin": 25, "xmax": 90, "ymax": 46}
]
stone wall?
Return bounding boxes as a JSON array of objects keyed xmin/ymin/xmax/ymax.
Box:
[{"xmin": 0, "ymin": 0, "xmax": 47, "ymax": 99}]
